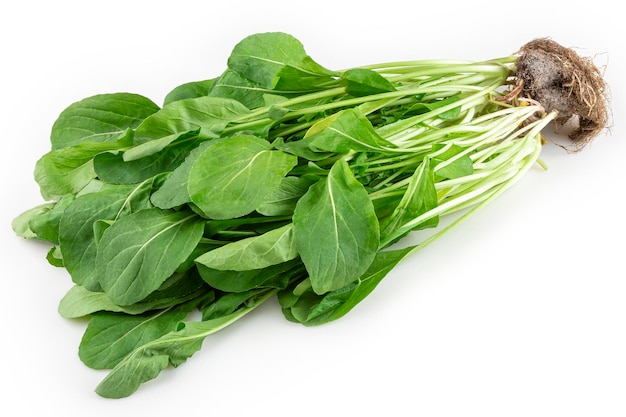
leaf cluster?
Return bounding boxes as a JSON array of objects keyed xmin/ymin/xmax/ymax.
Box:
[{"xmin": 12, "ymin": 32, "xmax": 555, "ymax": 398}]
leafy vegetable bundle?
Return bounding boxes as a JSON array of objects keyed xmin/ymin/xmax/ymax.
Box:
[{"xmin": 13, "ymin": 32, "xmax": 608, "ymax": 398}]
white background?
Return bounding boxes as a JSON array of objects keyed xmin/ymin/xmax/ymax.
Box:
[{"xmin": 1, "ymin": 1, "xmax": 624, "ymax": 416}]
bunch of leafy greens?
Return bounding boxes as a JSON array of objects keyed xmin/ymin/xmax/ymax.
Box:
[{"xmin": 13, "ymin": 32, "xmax": 556, "ymax": 398}]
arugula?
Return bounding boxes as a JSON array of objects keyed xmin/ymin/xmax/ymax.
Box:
[{"xmin": 12, "ymin": 31, "xmax": 557, "ymax": 398}]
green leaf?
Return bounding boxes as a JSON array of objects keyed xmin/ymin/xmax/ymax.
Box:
[
  {"xmin": 255, "ymin": 176, "xmax": 315, "ymax": 216},
  {"xmin": 201, "ymin": 288, "xmax": 271, "ymax": 320},
  {"xmin": 227, "ymin": 32, "xmax": 338, "ymax": 91},
  {"xmin": 197, "ymin": 259, "xmax": 302, "ymax": 293},
  {"xmin": 209, "ymin": 69, "xmax": 306, "ymax": 111},
  {"xmin": 307, "ymin": 108, "xmax": 396, "ymax": 153},
  {"xmin": 404, "ymin": 95, "xmax": 463, "ymax": 120},
  {"xmin": 28, "ymin": 194, "xmax": 75, "ymax": 243},
  {"xmin": 50, "ymin": 93, "xmax": 159, "ymax": 150},
  {"xmin": 209, "ymin": 69, "xmax": 271, "ymax": 109},
  {"xmin": 150, "ymin": 141, "xmax": 211, "ymax": 209},
  {"xmin": 431, "ymin": 143, "xmax": 474, "ymax": 179},
  {"xmin": 342, "ymin": 68, "xmax": 396, "ymax": 97},
  {"xmin": 163, "ymin": 79, "xmax": 216, "ymax": 106},
  {"xmin": 188, "ymin": 135, "xmax": 297, "ymax": 219},
  {"xmin": 35, "ymin": 136, "xmax": 130, "ymax": 200},
  {"xmin": 293, "ymin": 159, "xmax": 380, "ymax": 294},
  {"xmin": 58, "ymin": 286, "xmax": 113, "ymax": 318},
  {"xmin": 12, "ymin": 203, "xmax": 57, "ymax": 239},
  {"xmin": 380, "ymin": 159, "xmax": 439, "ymax": 244},
  {"xmin": 96, "ymin": 209, "xmax": 204, "ymax": 305},
  {"xmin": 122, "ymin": 130, "xmax": 200, "ymax": 162},
  {"xmin": 95, "ymin": 291, "xmax": 272, "ymax": 399},
  {"xmin": 273, "ymin": 136, "xmax": 334, "ymax": 161},
  {"xmin": 93, "ymin": 136, "xmax": 197, "ymax": 185},
  {"xmin": 79, "ymin": 299, "xmax": 197, "ymax": 369},
  {"xmin": 133, "ymin": 96, "xmax": 250, "ymax": 145},
  {"xmin": 59, "ymin": 180, "xmax": 158, "ymax": 290},
  {"xmin": 195, "ymin": 224, "xmax": 298, "ymax": 271},
  {"xmin": 279, "ymin": 246, "xmax": 413, "ymax": 326},
  {"xmin": 59, "ymin": 273, "xmax": 208, "ymax": 318}
]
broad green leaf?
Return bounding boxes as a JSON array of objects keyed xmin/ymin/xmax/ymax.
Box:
[
  {"xmin": 134, "ymin": 269, "xmax": 209, "ymax": 305},
  {"xmin": 201, "ymin": 288, "xmax": 272, "ymax": 320},
  {"xmin": 273, "ymin": 136, "xmax": 334, "ymax": 161},
  {"xmin": 76, "ymin": 178, "xmax": 107, "ymax": 195},
  {"xmin": 227, "ymin": 32, "xmax": 338, "ymax": 91},
  {"xmin": 132, "ymin": 96, "xmax": 250, "ymax": 145},
  {"xmin": 195, "ymin": 224, "xmax": 298, "ymax": 271},
  {"xmin": 59, "ymin": 179, "xmax": 158, "ymax": 290},
  {"xmin": 268, "ymin": 104, "xmax": 289, "ymax": 120},
  {"xmin": 150, "ymin": 141, "xmax": 211, "ymax": 209},
  {"xmin": 93, "ymin": 137, "xmax": 197, "ymax": 184},
  {"xmin": 188, "ymin": 135, "xmax": 297, "ymax": 219},
  {"xmin": 95, "ymin": 291, "xmax": 272, "ymax": 399},
  {"xmin": 375, "ymin": 95, "xmax": 464, "ymax": 140},
  {"xmin": 122, "ymin": 130, "xmax": 200, "ymax": 162},
  {"xmin": 163, "ymin": 79, "xmax": 216, "ymax": 106},
  {"xmin": 341, "ymin": 68, "xmax": 396, "ymax": 97},
  {"xmin": 35, "ymin": 136, "xmax": 131, "ymax": 200},
  {"xmin": 404, "ymin": 95, "xmax": 463, "ymax": 120},
  {"xmin": 431, "ymin": 143, "xmax": 474, "ymax": 179},
  {"xmin": 59, "ymin": 285, "xmax": 124, "ymax": 318},
  {"xmin": 176, "ymin": 240, "xmax": 222, "ymax": 273},
  {"xmin": 380, "ymin": 159, "xmax": 439, "ymax": 244},
  {"xmin": 12, "ymin": 203, "xmax": 56, "ymax": 239},
  {"xmin": 79, "ymin": 300, "xmax": 197, "ymax": 369},
  {"xmin": 263, "ymin": 93, "xmax": 290, "ymax": 107},
  {"xmin": 197, "ymin": 259, "xmax": 303, "ymax": 293},
  {"xmin": 293, "ymin": 159, "xmax": 380, "ymax": 294},
  {"xmin": 209, "ymin": 69, "xmax": 271, "ymax": 109},
  {"xmin": 279, "ymin": 246, "xmax": 414, "ymax": 326},
  {"xmin": 97, "ymin": 349, "xmax": 169, "ymax": 399},
  {"xmin": 92, "ymin": 219, "xmax": 113, "ymax": 246},
  {"xmin": 255, "ymin": 176, "xmax": 315, "ymax": 216},
  {"xmin": 50, "ymin": 93, "xmax": 159, "ymax": 150},
  {"xmin": 28, "ymin": 194, "xmax": 75, "ymax": 243},
  {"xmin": 209, "ymin": 69, "xmax": 304, "ymax": 111},
  {"xmin": 307, "ymin": 108, "xmax": 396, "ymax": 153},
  {"xmin": 96, "ymin": 209, "xmax": 204, "ymax": 305},
  {"xmin": 303, "ymin": 111, "xmax": 342, "ymax": 137},
  {"xmin": 59, "ymin": 272, "xmax": 208, "ymax": 318}
]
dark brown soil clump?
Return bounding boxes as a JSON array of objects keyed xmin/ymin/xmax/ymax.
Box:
[{"xmin": 515, "ymin": 38, "xmax": 610, "ymax": 150}]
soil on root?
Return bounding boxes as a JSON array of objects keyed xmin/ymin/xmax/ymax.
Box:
[{"xmin": 515, "ymin": 38, "xmax": 610, "ymax": 150}]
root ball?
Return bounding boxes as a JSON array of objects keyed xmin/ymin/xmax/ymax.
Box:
[{"xmin": 515, "ymin": 38, "xmax": 610, "ymax": 149}]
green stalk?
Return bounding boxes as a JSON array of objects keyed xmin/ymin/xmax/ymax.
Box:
[
  {"xmin": 224, "ymin": 59, "xmax": 514, "ymax": 139},
  {"xmin": 380, "ymin": 110, "xmax": 556, "ymax": 249}
]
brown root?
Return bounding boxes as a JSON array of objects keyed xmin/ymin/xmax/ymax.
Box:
[{"xmin": 515, "ymin": 38, "xmax": 610, "ymax": 150}]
